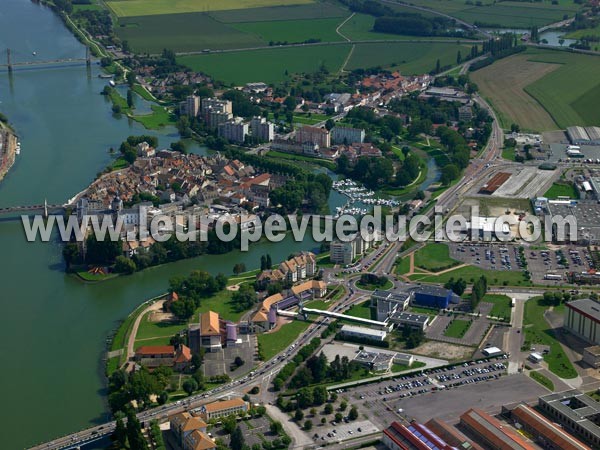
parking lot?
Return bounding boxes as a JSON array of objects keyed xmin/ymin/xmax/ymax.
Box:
[
  {"xmin": 449, "ymin": 243, "xmax": 525, "ymax": 272},
  {"xmin": 341, "ymin": 356, "xmax": 509, "ymax": 428},
  {"xmin": 312, "ymin": 419, "xmax": 379, "ymax": 445},
  {"xmin": 525, "ymin": 245, "xmax": 594, "ymax": 284}
]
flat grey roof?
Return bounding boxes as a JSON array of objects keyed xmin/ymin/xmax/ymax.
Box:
[
  {"xmin": 391, "ymin": 311, "xmax": 429, "ymax": 324},
  {"xmin": 567, "ymin": 298, "xmax": 600, "ymax": 323},
  {"xmin": 412, "ymin": 285, "xmax": 450, "ymax": 298},
  {"xmin": 539, "ymin": 390, "xmax": 600, "ymax": 438},
  {"xmin": 372, "ymin": 289, "xmax": 410, "ymax": 302}
]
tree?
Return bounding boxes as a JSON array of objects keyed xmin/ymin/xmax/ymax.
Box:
[
  {"xmin": 325, "ymin": 118, "xmax": 335, "ymax": 131},
  {"xmin": 435, "ymin": 58, "xmax": 441, "ymax": 74},
  {"xmin": 270, "ymin": 421, "xmax": 283, "ymax": 434},
  {"xmin": 324, "ymin": 403, "xmax": 333, "ymax": 414},
  {"xmin": 233, "ymin": 263, "xmax": 246, "ymax": 275},
  {"xmin": 321, "ymin": 417, "xmax": 327, "ymax": 424},
  {"xmin": 304, "ymin": 419, "xmax": 313, "ymax": 430},
  {"xmin": 182, "ymin": 378, "xmax": 198, "ymax": 396},
  {"xmin": 456, "ymin": 50, "xmax": 462, "ymax": 65},
  {"xmin": 313, "ymin": 386, "xmax": 328, "ymax": 406},
  {"xmin": 294, "ymin": 409, "xmax": 304, "ymax": 421},
  {"xmin": 441, "ymin": 164, "xmax": 460, "ymax": 185},
  {"xmin": 126, "ymin": 410, "xmax": 148, "ymax": 450},
  {"xmin": 335, "ymin": 412, "xmax": 343, "ymax": 422},
  {"xmin": 115, "ymin": 255, "xmax": 137, "ymax": 274},
  {"xmin": 233, "ymin": 356, "xmax": 245, "ymax": 368},
  {"xmin": 339, "ymin": 400, "xmax": 347, "ymax": 411},
  {"xmin": 230, "ymin": 426, "xmax": 245, "ymax": 450},
  {"xmin": 348, "ymin": 406, "xmax": 358, "ymax": 420},
  {"xmin": 127, "ymin": 89, "xmax": 134, "ymax": 109},
  {"xmin": 112, "ymin": 417, "xmax": 127, "ymax": 449}
]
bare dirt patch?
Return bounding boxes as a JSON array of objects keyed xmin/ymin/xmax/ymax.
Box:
[{"xmin": 411, "ymin": 341, "xmax": 474, "ymax": 361}]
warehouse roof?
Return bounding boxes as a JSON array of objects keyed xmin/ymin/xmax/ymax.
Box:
[
  {"xmin": 412, "ymin": 285, "xmax": 451, "ymax": 298},
  {"xmin": 567, "ymin": 126, "xmax": 590, "ymax": 142},
  {"xmin": 460, "ymin": 408, "xmax": 535, "ymax": 450},
  {"xmin": 340, "ymin": 324, "xmax": 387, "ymax": 339},
  {"xmin": 566, "ymin": 299, "xmax": 600, "ymax": 323},
  {"xmin": 391, "ymin": 311, "xmax": 430, "ymax": 325}
]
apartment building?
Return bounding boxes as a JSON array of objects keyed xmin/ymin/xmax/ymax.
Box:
[
  {"xmin": 296, "ymin": 125, "xmax": 330, "ymax": 149},
  {"xmin": 219, "ymin": 117, "xmax": 249, "ymax": 143},
  {"xmin": 250, "ymin": 116, "xmax": 275, "ymax": 142}
]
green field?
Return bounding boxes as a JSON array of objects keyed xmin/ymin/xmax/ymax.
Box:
[
  {"xmin": 413, "ymin": 243, "xmax": 459, "ymax": 272},
  {"xmin": 136, "ymin": 312, "xmax": 186, "ymax": 341},
  {"xmin": 410, "ymin": 265, "xmax": 531, "ymax": 286},
  {"xmin": 232, "ymin": 17, "xmax": 345, "ymax": 43},
  {"xmin": 344, "ymin": 300, "xmax": 374, "ymax": 320},
  {"xmin": 394, "ymin": 256, "xmax": 411, "ymax": 275},
  {"xmin": 481, "ymin": 294, "xmax": 512, "ymax": 320},
  {"xmin": 523, "ymin": 297, "xmax": 577, "ymax": 379},
  {"xmin": 209, "ymin": 2, "xmax": 347, "ymax": 22},
  {"xmin": 116, "ymin": 13, "xmax": 264, "ymax": 53},
  {"xmin": 444, "ymin": 319, "xmax": 471, "ymax": 338},
  {"xmin": 544, "ymin": 182, "xmax": 579, "ymax": 199},
  {"xmin": 178, "ymin": 44, "xmax": 350, "ymax": 84},
  {"xmin": 565, "ymin": 23, "xmax": 600, "ymax": 41},
  {"xmin": 346, "ymin": 42, "xmax": 470, "ymax": 74},
  {"xmin": 257, "ymin": 319, "xmax": 311, "ymax": 360},
  {"xmin": 524, "ymin": 49, "xmax": 600, "ymax": 128},
  {"xmin": 132, "ymin": 105, "xmax": 176, "ymax": 129},
  {"xmin": 107, "ymin": 0, "xmax": 315, "ymax": 17}
]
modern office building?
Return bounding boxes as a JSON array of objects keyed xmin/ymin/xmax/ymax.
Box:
[
  {"xmin": 371, "ymin": 289, "xmax": 411, "ymax": 321},
  {"xmin": 538, "ymin": 390, "xmax": 600, "ymax": 448},
  {"xmin": 389, "ymin": 311, "xmax": 430, "ymax": 331},
  {"xmin": 565, "ymin": 298, "xmax": 600, "ymax": 344}
]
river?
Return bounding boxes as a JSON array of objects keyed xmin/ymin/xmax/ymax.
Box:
[{"xmin": 0, "ymin": 1, "xmax": 330, "ymax": 447}]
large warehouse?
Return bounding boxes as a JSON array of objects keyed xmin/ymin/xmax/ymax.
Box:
[
  {"xmin": 565, "ymin": 298, "xmax": 600, "ymax": 345},
  {"xmin": 460, "ymin": 408, "xmax": 535, "ymax": 450},
  {"xmin": 567, "ymin": 126, "xmax": 600, "ymax": 145}
]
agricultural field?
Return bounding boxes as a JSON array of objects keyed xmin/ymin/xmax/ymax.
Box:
[
  {"xmin": 524, "ymin": 49, "xmax": 600, "ymax": 128},
  {"xmin": 338, "ymin": 13, "xmax": 444, "ymax": 41},
  {"xmin": 565, "ymin": 23, "xmax": 600, "ymax": 41},
  {"xmin": 208, "ymin": 1, "xmax": 347, "ymax": 22},
  {"xmin": 346, "ymin": 42, "xmax": 470, "ymax": 74},
  {"xmin": 106, "ymin": 0, "xmax": 315, "ymax": 17},
  {"xmin": 470, "ymin": 52, "xmax": 560, "ymax": 131},
  {"xmin": 178, "ymin": 44, "xmax": 350, "ymax": 84},
  {"xmin": 115, "ymin": 13, "xmax": 264, "ymax": 53},
  {"xmin": 232, "ymin": 17, "xmax": 346, "ymax": 43}
]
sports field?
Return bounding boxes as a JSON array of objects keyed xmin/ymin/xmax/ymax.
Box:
[
  {"xmin": 116, "ymin": 13, "xmax": 264, "ymax": 53},
  {"xmin": 232, "ymin": 17, "xmax": 346, "ymax": 43},
  {"xmin": 470, "ymin": 52, "xmax": 560, "ymax": 131},
  {"xmin": 346, "ymin": 42, "xmax": 471, "ymax": 74},
  {"xmin": 178, "ymin": 44, "xmax": 351, "ymax": 84},
  {"xmin": 106, "ymin": 0, "xmax": 315, "ymax": 17}
]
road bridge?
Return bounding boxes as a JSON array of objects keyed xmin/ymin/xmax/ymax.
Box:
[{"xmin": 1, "ymin": 48, "xmax": 92, "ymax": 71}]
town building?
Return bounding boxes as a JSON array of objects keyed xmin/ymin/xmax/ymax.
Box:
[
  {"xmin": 460, "ymin": 408, "xmax": 536, "ymax": 450},
  {"xmin": 218, "ymin": 117, "xmax": 249, "ymax": 144},
  {"xmin": 371, "ymin": 289, "xmax": 410, "ymax": 322},
  {"xmin": 582, "ymin": 345, "xmax": 600, "ymax": 368},
  {"xmin": 538, "ymin": 390, "xmax": 600, "ymax": 448},
  {"xmin": 383, "ymin": 421, "xmax": 456, "ymax": 450},
  {"xmin": 389, "ymin": 311, "xmax": 430, "ymax": 331},
  {"xmin": 134, "ymin": 344, "xmax": 192, "ymax": 371},
  {"xmin": 330, "ymin": 233, "xmax": 374, "ymax": 265},
  {"xmin": 331, "ymin": 126, "xmax": 365, "ymax": 145},
  {"xmin": 565, "ymin": 298, "xmax": 600, "ymax": 345},
  {"xmin": 201, "ymin": 98, "xmax": 233, "ymax": 130},
  {"xmin": 296, "ymin": 125, "xmax": 330, "ymax": 149},
  {"xmin": 256, "ymin": 252, "xmax": 317, "ymax": 288},
  {"xmin": 411, "ymin": 286, "xmax": 457, "ymax": 309},
  {"xmin": 179, "ymin": 95, "xmax": 201, "ymax": 118},
  {"xmin": 183, "ymin": 430, "xmax": 217, "ymax": 450},
  {"xmin": 458, "ymin": 104, "xmax": 473, "ymax": 122},
  {"xmin": 171, "ymin": 412, "xmax": 208, "ymax": 448},
  {"xmin": 353, "ymin": 349, "xmax": 394, "ymax": 372},
  {"xmin": 196, "ymin": 397, "xmax": 249, "ymax": 421},
  {"xmin": 509, "ymin": 403, "xmax": 591, "ymax": 450},
  {"xmin": 188, "ymin": 310, "xmax": 238, "ymax": 354},
  {"xmin": 340, "ymin": 324, "xmax": 387, "ymax": 342},
  {"xmin": 250, "ymin": 117, "xmax": 274, "ymax": 142}
]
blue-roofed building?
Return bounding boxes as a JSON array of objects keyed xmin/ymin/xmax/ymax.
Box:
[{"xmin": 411, "ymin": 286, "xmax": 457, "ymax": 309}]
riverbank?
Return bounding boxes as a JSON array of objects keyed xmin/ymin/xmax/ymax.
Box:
[{"xmin": 0, "ymin": 120, "xmax": 18, "ymax": 183}]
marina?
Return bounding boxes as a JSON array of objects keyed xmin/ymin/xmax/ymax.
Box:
[{"xmin": 332, "ymin": 179, "xmax": 400, "ymax": 217}]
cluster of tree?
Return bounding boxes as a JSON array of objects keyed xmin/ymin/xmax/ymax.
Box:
[
  {"xmin": 272, "ymin": 338, "xmax": 321, "ymax": 390},
  {"xmin": 336, "ymin": 155, "xmax": 395, "ymax": 189},
  {"xmin": 400, "ymin": 326, "xmax": 426, "ymax": 349},
  {"xmin": 72, "ymin": 9, "xmax": 112, "ymax": 37},
  {"xmin": 338, "ymin": 0, "xmax": 396, "ymax": 16},
  {"xmin": 344, "ymin": 106, "xmax": 404, "ymax": 141},
  {"xmin": 107, "ymin": 366, "xmax": 172, "ymax": 413},
  {"xmin": 148, "ymin": 420, "xmax": 166, "ymax": 450},
  {"xmin": 269, "ymin": 173, "xmax": 332, "ymax": 214},
  {"xmin": 260, "ymin": 254, "xmax": 273, "ymax": 270},
  {"xmin": 85, "ymin": 234, "xmax": 122, "ymax": 265},
  {"xmin": 222, "ymin": 90, "xmax": 261, "ymax": 118},
  {"xmin": 358, "ymin": 273, "xmax": 389, "ymax": 287},
  {"xmin": 268, "ymin": 38, "xmax": 322, "ymax": 46},
  {"xmin": 470, "ymin": 275, "xmax": 488, "ymax": 310},
  {"xmin": 444, "ymin": 277, "xmax": 467, "ymax": 296},
  {"xmin": 117, "ymin": 135, "xmax": 158, "ymax": 164},
  {"xmin": 541, "ymin": 290, "xmax": 571, "ymax": 307},
  {"xmin": 231, "ymin": 283, "xmax": 258, "ymax": 313},
  {"xmin": 168, "ymin": 270, "xmax": 228, "ymax": 320},
  {"xmin": 470, "ymin": 40, "xmax": 526, "ymax": 72},
  {"xmin": 374, "ymin": 14, "xmax": 470, "ymax": 38},
  {"xmin": 112, "ymin": 409, "xmax": 148, "ymax": 450}
]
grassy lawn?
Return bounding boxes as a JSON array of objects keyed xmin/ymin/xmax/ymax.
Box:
[
  {"xmin": 134, "ymin": 336, "xmax": 173, "ymax": 348},
  {"xmin": 107, "ymin": 0, "xmax": 314, "ymax": 17},
  {"xmin": 356, "ymin": 279, "xmax": 393, "ymax": 291},
  {"xmin": 258, "ymin": 319, "xmax": 312, "ymax": 360},
  {"xmin": 482, "ymin": 294, "xmax": 512, "ymax": 320},
  {"xmin": 413, "ymin": 243, "xmax": 459, "ymax": 272},
  {"xmin": 394, "ymin": 256, "xmax": 411, "ymax": 275},
  {"xmin": 544, "ymin": 182, "xmax": 579, "ymax": 199},
  {"xmin": 178, "ymin": 45, "xmax": 350, "ymax": 85},
  {"xmin": 410, "ymin": 265, "xmax": 531, "ymax": 286},
  {"xmin": 110, "ymin": 157, "xmax": 129, "ymax": 171},
  {"xmin": 530, "ymin": 371, "xmax": 554, "ymax": 391},
  {"xmin": 106, "ymin": 356, "xmax": 120, "ymax": 376},
  {"xmin": 195, "ymin": 289, "xmax": 246, "ymax": 322},
  {"xmin": 232, "ymin": 17, "xmax": 345, "ymax": 43},
  {"xmin": 501, "ymin": 147, "xmax": 516, "ymax": 161},
  {"xmin": 523, "ymin": 297, "xmax": 578, "ymax": 379},
  {"xmin": 135, "ymin": 311, "xmax": 187, "ymax": 341},
  {"xmin": 391, "ymin": 361, "xmax": 426, "ymax": 373},
  {"xmin": 76, "ymin": 269, "xmax": 118, "ymax": 282},
  {"xmin": 304, "ymin": 299, "xmax": 330, "ymax": 310},
  {"xmin": 132, "ymin": 106, "xmax": 176, "ymax": 129},
  {"xmin": 346, "ymin": 42, "xmax": 473, "ymax": 74},
  {"xmin": 344, "ymin": 300, "xmax": 374, "ymax": 320},
  {"xmin": 444, "ymin": 319, "xmax": 471, "ymax": 338}
]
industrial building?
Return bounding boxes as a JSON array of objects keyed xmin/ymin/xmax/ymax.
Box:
[
  {"xmin": 567, "ymin": 126, "xmax": 600, "ymax": 146},
  {"xmin": 509, "ymin": 403, "xmax": 591, "ymax": 450},
  {"xmin": 425, "ymin": 418, "xmax": 484, "ymax": 450},
  {"xmin": 545, "ymin": 200, "xmax": 600, "ymax": 245},
  {"xmin": 371, "ymin": 289, "xmax": 411, "ymax": 321},
  {"xmin": 565, "ymin": 298, "xmax": 600, "ymax": 345},
  {"xmin": 460, "ymin": 408, "xmax": 535, "ymax": 450},
  {"xmin": 479, "ymin": 172, "xmax": 511, "ymax": 194},
  {"xmin": 340, "ymin": 324, "xmax": 387, "ymax": 342},
  {"xmin": 411, "ymin": 285, "xmax": 457, "ymax": 309},
  {"xmin": 389, "ymin": 311, "xmax": 430, "ymax": 331},
  {"xmin": 382, "ymin": 421, "xmax": 457, "ymax": 450},
  {"xmin": 538, "ymin": 390, "xmax": 600, "ymax": 448}
]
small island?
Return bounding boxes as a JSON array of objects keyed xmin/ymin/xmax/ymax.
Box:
[{"xmin": 0, "ymin": 114, "xmax": 18, "ymax": 183}]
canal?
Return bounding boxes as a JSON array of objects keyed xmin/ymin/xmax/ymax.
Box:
[{"xmin": 0, "ymin": 1, "xmax": 332, "ymax": 447}]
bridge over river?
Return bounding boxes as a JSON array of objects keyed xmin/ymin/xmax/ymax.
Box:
[{"xmin": 0, "ymin": 48, "xmax": 92, "ymax": 71}]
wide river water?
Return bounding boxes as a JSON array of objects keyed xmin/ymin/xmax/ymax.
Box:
[{"xmin": 0, "ymin": 1, "xmax": 350, "ymax": 447}]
